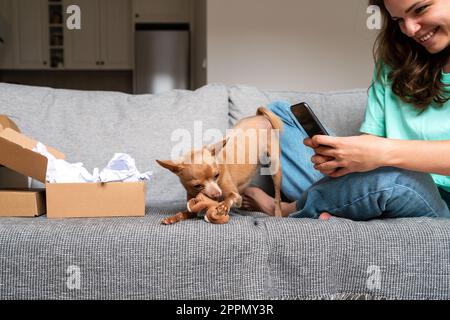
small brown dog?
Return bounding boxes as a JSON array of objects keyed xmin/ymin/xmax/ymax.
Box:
[{"xmin": 156, "ymin": 107, "xmax": 283, "ymax": 225}]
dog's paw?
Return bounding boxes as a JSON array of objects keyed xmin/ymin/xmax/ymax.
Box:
[
  {"xmin": 161, "ymin": 212, "xmax": 183, "ymax": 225},
  {"xmin": 161, "ymin": 217, "xmax": 176, "ymax": 225},
  {"xmin": 205, "ymin": 206, "xmax": 230, "ymax": 224},
  {"xmin": 216, "ymin": 202, "xmax": 230, "ymax": 216},
  {"xmin": 235, "ymin": 195, "xmax": 243, "ymax": 208}
]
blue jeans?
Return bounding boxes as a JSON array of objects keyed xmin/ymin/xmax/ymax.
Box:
[{"xmin": 268, "ymin": 100, "xmax": 450, "ymax": 220}]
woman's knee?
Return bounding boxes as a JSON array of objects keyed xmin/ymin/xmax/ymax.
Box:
[
  {"xmin": 336, "ymin": 167, "xmax": 433, "ymax": 191},
  {"xmin": 268, "ymin": 100, "xmax": 291, "ymax": 113},
  {"xmin": 267, "ymin": 100, "xmax": 294, "ymax": 123},
  {"xmin": 298, "ymin": 167, "xmax": 449, "ymax": 219},
  {"xmin": 372, "ymin": 167, "xmax": 439, "ymax": 196},
  {"xmin": 339, "ymin": 167, "xmax": 440, "ymax": 201},
  {"xmin": 345, "ymin": 167, "xmax": 449, "ymax": 218}
]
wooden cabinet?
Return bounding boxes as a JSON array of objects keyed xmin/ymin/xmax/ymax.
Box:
[
  {"xmin": 99, "ymin": 0, "xmax": 132, "ymax": 69},
  {"xmin": 0, "ymin": 0, "xmax": 196, "ymax": 71},
  {"xmin": 0, "ymin": 0, "xmax": 49, "ymax": 69},
  {"xmin": 0, "ymin": 0, "xmax": 16, "ymax": 68},
  {"xmin": 16, "ymin": 0, "xmax": 49, "ymax": 69},
  {"xmin": 0, "ymin": 0, "xmax": 132, "ymax": 70},
  {"xmin": 64, "ymin": 0, "xmax": 132, "ymax": 70},
  {"xmin": 63, "ymin": 0, "xmax": 100, "ymax": 69},
  {"xmin": 133, "ymin": 0, "xmax": 191, "ymax": 23}
]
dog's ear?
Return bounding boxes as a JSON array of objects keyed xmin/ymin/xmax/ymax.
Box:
[
  {"xmin": 156, "ymin": 160, "xmax": 184, "ymax": 173},
  {"xmin": 208, "ymin": 137, "xmax": 229, "ymax": 156}
]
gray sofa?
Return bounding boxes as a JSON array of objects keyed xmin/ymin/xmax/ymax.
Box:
[{"xmin": 1, "ymin": 82, "xmax": 450, "ymax": 300}]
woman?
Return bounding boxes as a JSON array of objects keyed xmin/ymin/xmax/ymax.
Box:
[{"xmin": 242, "ymin": 0, "xmax": 450, "ymax": 220}]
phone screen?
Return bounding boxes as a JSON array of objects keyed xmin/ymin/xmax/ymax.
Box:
[{"xmin": 290, "ymin": 102, "xmax": 329, "ymax": 137}]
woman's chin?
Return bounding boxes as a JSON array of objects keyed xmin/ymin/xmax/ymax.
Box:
[
  {"xmin": 424, "ymin": 45, "xmax": 445, "ymax": 54},
  {"xmin": 422, "ymin": 39, "xmax": 450, "ymax": 54}
]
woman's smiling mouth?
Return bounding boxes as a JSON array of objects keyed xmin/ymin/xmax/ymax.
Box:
[{"xmin": 418, "ymin": 26, "xmax": 440, "ymax": 43}]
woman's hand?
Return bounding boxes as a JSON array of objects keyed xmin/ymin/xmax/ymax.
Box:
[{"xmin": 303, "ymin": 134, "xmax": 389, "ymax": 178}]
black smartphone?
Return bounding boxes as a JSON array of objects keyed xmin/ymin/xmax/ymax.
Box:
[{"xmin": 290, "ymin": 102, "xmax": 329, "ymax": 137}]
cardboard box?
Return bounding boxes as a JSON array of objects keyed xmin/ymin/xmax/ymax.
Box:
[
  {"xmin": 0, "ymin": 116, "xmax": 146, "ymax": 218},
  {"xmin": 0, "ymin": 115, "xmax": 37, "ymax": 216},
  {"xmin": 0, "ymin": 189, "xmax": 46, "ymax": 217},
  {"xmin": 0, "ymin": 116, "xmax": 29, "ymax": 189},
  {"xmin": 46, "ymin": 182, "xmax": 145, "ymax": 218}
]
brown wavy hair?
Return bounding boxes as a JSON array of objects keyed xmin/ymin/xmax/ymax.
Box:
[{"xmin": 369, "ymin": 0, "xmax": 450, "ymax": 110}]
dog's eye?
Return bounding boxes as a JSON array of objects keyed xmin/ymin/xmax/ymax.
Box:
[
  {"xmin": 193, "ymin": 184, "xmax": 203, "ymax": 190},
  {"xmin": 214, "ymin": 173, "xmax": 220, "ymax": 179}
]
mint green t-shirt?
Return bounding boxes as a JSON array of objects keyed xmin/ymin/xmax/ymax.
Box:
[{"xmin": 359, "ymin": 63, "xmax": 450, "ymax": 193}]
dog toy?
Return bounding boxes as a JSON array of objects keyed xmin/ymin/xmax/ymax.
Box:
[{"xmin": 187, "ymin": 194, "xmax": 230, "ymax": 224}]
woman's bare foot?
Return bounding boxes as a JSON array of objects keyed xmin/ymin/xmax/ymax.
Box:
[
  {"xmin": 319, "ymin": 212, "xmax": 333, "ymax": 220},
  {"xmin": 242, "ymin": 187, "xmax": 296, "ymax": 217}
]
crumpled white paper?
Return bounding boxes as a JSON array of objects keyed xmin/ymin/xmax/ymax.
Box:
[{"xmin": 33, "ymin": 142, "xmax": 152, "ymax": 183}]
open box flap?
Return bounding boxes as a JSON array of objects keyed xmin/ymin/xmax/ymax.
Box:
[
  {"xmin": 0, "ymin": 128, "xmax": 65, "ymax": 183},
  {"xmin": 0, "ymin": 115, "xmax": 20, "ymax": 132}
]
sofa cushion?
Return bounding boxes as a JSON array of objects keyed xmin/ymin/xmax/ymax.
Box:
[
  {"xmin": 229, "ymin": 84, "xmax": 368, "ymax": 137},
  {"xmin": 1, "ymin": 209, "xmax": 449, "ymax": 299},
  {"xmin": 0, "ymin": 204, "xmax": 268, "ymax": 299},
  {"xmin": 264, "ymin": 216, "xmax": 450, "ymax": 300},
  {"xmin": 0, "ymin": 83, "xmax": 229, "ymax": 203}
]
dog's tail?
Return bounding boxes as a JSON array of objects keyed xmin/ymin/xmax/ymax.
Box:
[{"xmin": 256, "ymin": 106, "xmax": 284, "ymax": 133}]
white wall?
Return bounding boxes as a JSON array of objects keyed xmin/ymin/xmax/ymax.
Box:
[{"xmin": 207, "ymin": 0, "xmax": 378, "ymax": 91}]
